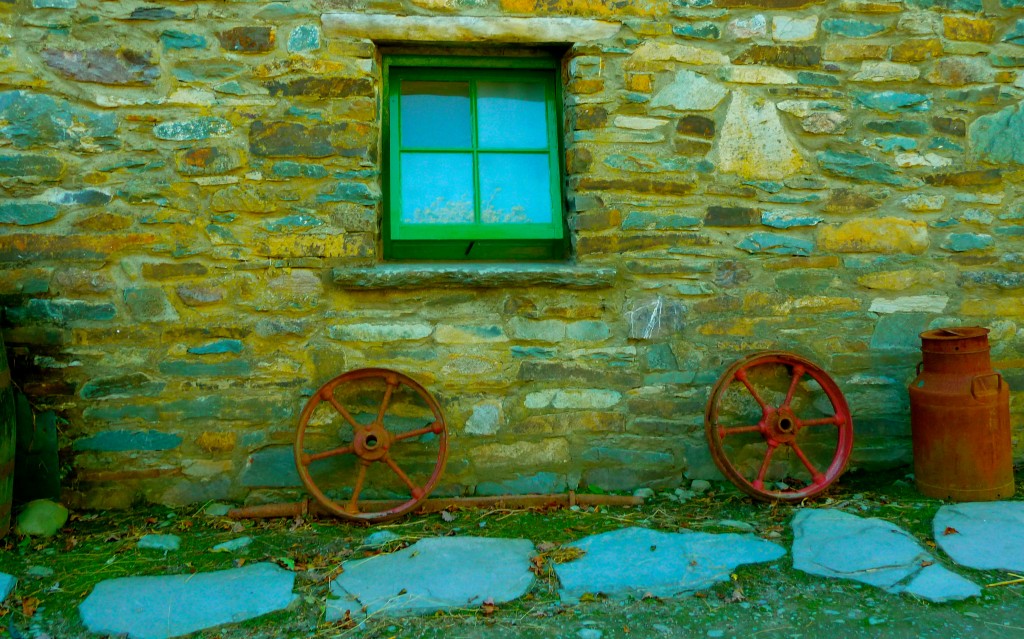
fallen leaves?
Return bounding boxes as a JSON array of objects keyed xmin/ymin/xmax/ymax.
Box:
[{"xmin": 943, "ymin": 526, "xmax": 959, "ymax": 536}]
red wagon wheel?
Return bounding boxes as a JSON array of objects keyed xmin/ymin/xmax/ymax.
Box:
[
  {"xmin": 705, "ymin": 351, "xmax": 853, "ymax": 502},
  {"xmin": 294, "ymin": 368, "xmax": 448, "ymax": 523}
]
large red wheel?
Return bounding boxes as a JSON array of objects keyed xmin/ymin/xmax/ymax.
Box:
[
  {"xmin": 294, "ymin": 368, "xmax": 448, "ymax": 523},
  {"xmin": 704, "ymin": 351, "xmax": 854, "ymax": 502}
]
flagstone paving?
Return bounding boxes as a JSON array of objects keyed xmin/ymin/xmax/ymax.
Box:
[
  {"xmin": 49, "ymin": 500, "xmax": 1024, "ymax": 638},
  {"xmin": 78, "ymin": 562, "xmax": 297, "ymax": 639},
  {"xmin": 552, "ymin": 526, "xmax": 786, "ymax": 603},
  {"xmin": 933, "ymin": 501, "xmax": 1024, "ymax": 571},
  {"xmin": 791, "ymin": 509, "xmax": 980, "ymax": 603},
  {"xmin": 328, "ymin": 536, "xmax": 536, "ymax": 620}
]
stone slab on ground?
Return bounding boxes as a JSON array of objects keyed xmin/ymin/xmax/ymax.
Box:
[
  {"xmin": 934, "ymin": 502, "xmax": 1024, "ymax": 571},
  {"xmin": 792, "ymin": 509, "xmax": 980, "ymax": 603},
  {"xmin": 328, "ymin": 536, "xmax": 535, "ymax": 619},
  {"xmin": 0, "ymin": 573, "xmax": 15, "ymax": 601},
  {"xmin": 78, "ymin": 562, "xmax": 297, "ymax": 639},
  {"xmin": 553, "ymin": 526, "xmax": 786, "ymax": 603}
]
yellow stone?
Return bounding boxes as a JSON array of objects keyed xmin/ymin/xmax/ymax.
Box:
[
  {"xmin": 469, "ymin": 438, "xmax": 570, "ymax": 470},
  {"xmin": 857, "ymin": 269, "xmax": 935, "ymax": 291},
  {"xmin": 626, "ymin": 73, "xmax": 654, "ymax": 92},
  {"xmin": 818, "ymin": 217, "xmax": 929, "ymax": 254},
  {"xmin": 626, "ymin": 42, "xmax": 729, "ymax": 69},
  {"xmin": 823, "ymin": 43, "xmax": 888, "ymax": 61},
  {"xmin": 255, "ymin": 234, "xmax": 369, "ymax": 258},
  {"xmin": 697, "ymin": 318, "xmax": 757, "ymax": 336},
  {"xmin": 966, "ymin": 297, "xmax": 1024, "ymax": 317},
  {"xmin": 196, "ymin": 431, "xmax": 238, "ymax": 453},
  {"xmin": 943, "ymin": 16, "xmax": 995, "ymax": 43},
  {"xmin": 500, "ymin": 0, "xmax": 668, "ymax": 17},
  {"xmin": 891, "ymin": 38, "xmax": 943, "ymax": 63}
]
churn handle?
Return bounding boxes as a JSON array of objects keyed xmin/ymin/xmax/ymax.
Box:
[
  {"xmin": 916, "ymin": 361, "xmax": 923, "ymax": 375},
  {"xmin": 970, "ymin": 372, "xmax": 1002, "ymax": 401}
]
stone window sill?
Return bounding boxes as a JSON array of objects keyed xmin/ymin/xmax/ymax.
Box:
[{"xmin": 331, "ymin": 263, "xmax": 617, "ymax": 290}]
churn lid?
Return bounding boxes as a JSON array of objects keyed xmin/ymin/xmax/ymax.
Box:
[{"xmin": 919, "ymin": 326, "xmax": 990, "ymax": 354}]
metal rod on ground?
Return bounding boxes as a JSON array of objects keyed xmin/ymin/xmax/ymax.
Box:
[{"xmin": 227, "ymin": 491, "xmax": 644, "ymax": 520}]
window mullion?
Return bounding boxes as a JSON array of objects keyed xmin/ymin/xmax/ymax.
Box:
[{"xmin": 470, "ymin": 79, "xmax": 481, "ymax": 227}]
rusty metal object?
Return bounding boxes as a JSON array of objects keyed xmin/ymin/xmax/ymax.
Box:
[
  {"xmin": 227, "ymin": 491, "xmax": 644, "ymax": 521},
  {"xmin": 0, "ymin": 332, "xmax": 15, "ymax": 538},
  {"xmin": 910, "ymin": 327, "xmax": 1015, "ymax": 501},
  {"xmin": 705, "ymin": 351, "xmax": 854, "ymax": 502},
  {"xmin": 294, "ymin": 368, "xmax": 448, "ymax": 523}
]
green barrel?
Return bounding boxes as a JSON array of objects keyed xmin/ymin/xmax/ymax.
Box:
[{"xmin": 0, "ymin": 333, "xmax": 15, "ymax": 537}]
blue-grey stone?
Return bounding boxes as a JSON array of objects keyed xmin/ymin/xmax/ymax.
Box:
[
  {"xmin": 567, "ymin": 320, "xmax": 610, "ymax": 341},
  {"xmin": 0, "ymin": 202, "xmax": 58, "ymax": 225},
  {"xmin": 874, "ymin": 137, "xmax": 917, "ymax": 153},
  {"xmin": 818, "ymin": 150, "xmax": 905, "ymax": 185},
  {"xmin": 797, "ymin": 72, "xmax": 840, "ymax": 87},
  {"xmin": 870, "ymin": 313, "xmax": 931, "ymax": 352},
  {"xmin": 553, "ymin": 527, "xmax": 785, "ymax": 603},
  {"xmin": 316, "ymin": 182, "xmax": 377, "ymax": 205},
  {"xmin": 329, "ymin": 537, "xmax": 535, "ymax": 619},
  {"xmin": 0, "ymin": 574, "xmax": 15, "ymax": 601},
  {"xmin": 361, "ymin": 530, "xmax": 402, "ymax": 549},
  {"xmin": 969, "ymin": 102, "xmax": 1024, "ymax": 166},
  {"xmin": 582, "ymin": 447, "xmax": 675, "ymax": 465},
  {"xmin": 622, "ymin": 211, "xmax": 701, "ymax": 230},
  {"xmin": 736, "ymin": 232, "xmax": 814, "ymax": 256},
  {"xmin": 287, "ymin": 25, "xmax": 321, "ymax": 52},
  {"xmin": 822, "ymin": 18, "xmax": 885, "ymax": 37},
  {"xmin": 153, "ymin": 117, "xmax": 231, "ymax": 141},
  {"xmin": 211, "ymin": 537, "xmax": 252, "ymax": 553},
  {"xmin": 48, "ymin": 188, "xmax": 111, "ymax": 205},
  {"xmin": 854, "ymin": 91, "xmax": 931, "ymax": 114},
  {"xmin": 1003, "ymin": 0, "xmax": 1024, "ymax": 6},
  {"xmin": 157, "ymin": 360, "xmax": 252, "ymax": 377},
  {"xmin": 263, "ymin": 214, "xmax": 325, "ymax": 232},
  {"xmin": 0, "ymin": 153, "xmax": 64, "ymax": 178},
  {"xmin": 138, "ymin": 534, "xmax": 181, "ymax": 552},
  {"xmin": 1003, "ymin": 20, "xmax": 1024, "ymax": 44},
  {"xmin": 476, "ymin": 472, "xmax": 566, "ymax": 496},
  {"xmin": 160, "ymin": 31, "xmax": 206, "ymax": 49},
  {"xmin": 240, "ymin": 447, "xmax": 302, "ymax": 488},
  {"xmin": 32, "ymin": 0, "xmax": 75, "ymax": 7},
  {"xmin": 646, "ymin": 343, "xmax": 678, "ymax": 370},
  {"xmin": 0, "ymin": 90, "xmax": 119, "ymax": 149},
  {"xmin": 793, "ymin": 509, "xmax": 979, "ymax": 602},
  {"xmin": 187, "ymin": 339, "xmax": 243, "ymax": 355},
  {"xmin": 74, "ymin": 430, "xmax": 182, "ymax": 452},
  {"xmin": 761, "ymin": 210, "xmax": 822, "ymax": 229},
  {"xmin": 672, "ymin": 22, "xmax": 719, "ymax": 39},
  {"xmin": 271, "ymin": 161, "xmax": 328, "ymax": 179},
  {"xmin": 934, "ymin": 502, "xmax": 1024, "ymax": 571},
  {"xmin": 254, "ymin": 319, "xmax": 307, "ymax": 337},
  {"xmin": 943, "ymin": 233, "xmax": 993, "ymax": 252},
  {"xmin": 78, "ymin": 563, "xmax": 297, "ymax": 639},
  {"xmin": 9, "ymin": 299, "xmax": 115, "ymax": 324},
  {"xmin": 80, "ymin": 373, "xmax": 165, "ymax": 399}
]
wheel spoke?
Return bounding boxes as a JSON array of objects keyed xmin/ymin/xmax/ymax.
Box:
[
  {"xmin": 782, "ymin": 365, "xmax": 805, "ymax": 409},
  {"xmin": 736, "ymin": 369, "xmax": 770, "ymax": 413},
  {"xmin": 393, "ymin": 421, "xmax": 444, "ymax": 442},
  {"xmin": 718, "ymin": 424, "xmax": 762, "ymax": 438},
  {"xmin": 347, "ymin": 462, "xmax": 368, "ymax": 514},
  {"xmin": 383, "ymin": 454, "xmax": 424, "ymax": 499},
  {"xmin": 798, "ymin": 416, "xmax": 841, "ymax": 429},
  {"xmin": 325, "ymin": 394, "xmax": 360, "ymax": 429},
  {"xmin": 302, "ymin": 444, "xmax": 355, "ymax": 465},
  {"xmin": 374, "ymin": 377, "xmax": 398, "ymax": 425},
  {"xmin": 789, "ymin": 441, "xmax": 826, "ymax": 485},
  {"xmin": 752, "ymin": 443, "xmax": 777, "ymax": 490}
]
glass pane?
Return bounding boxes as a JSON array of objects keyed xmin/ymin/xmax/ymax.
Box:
[
  {"xmin": 400, "ymin": 153, "xmax": 474, "ymax": 225},
  {"xmin": 477, "ymin": 81, "xmax": 548, "ymax": 149},
  {"xmin": 479, "ymin": 153, "xmax": 554, "ymax": 225},
  {"xmin": 400, "ymin": 81, "xmax": 471, "ymax": 148}
]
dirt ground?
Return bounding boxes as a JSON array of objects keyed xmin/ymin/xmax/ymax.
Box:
[{"xmin": 1, "ymin": 467, "xmax": 1022, "ymax": 639}]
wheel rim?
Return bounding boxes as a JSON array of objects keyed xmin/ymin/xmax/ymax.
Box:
[
  {"xmin": 294, "ymin": 368, "xmax": 448, "ymax": 522},
  {"xmin": 704, "ymin": 351, "xmax": 854, "ymax": 502}
]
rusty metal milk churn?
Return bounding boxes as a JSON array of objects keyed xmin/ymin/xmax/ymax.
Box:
[{"xmin": 909, "ymin": 327, "xmax": 1015, "ymax": 501}]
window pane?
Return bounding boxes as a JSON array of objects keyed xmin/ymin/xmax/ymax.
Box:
[
  {"xmin": 477, "ymin": 81, "xmax": 548, "ymax": 149},
  {"xmin": 400, "ymin": 81, "xmax": 471, "ymax": 148},
  {"xmin": 400, "ymin": 153, "xmax": 474, "ymax": 225},
  {"xmin": 479, "ymin": 153, "xmax": 554, "ymax": 225}
]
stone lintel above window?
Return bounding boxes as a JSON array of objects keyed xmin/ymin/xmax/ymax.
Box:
[
  {"xmin": 332, "ymin": 263, "xmax": 617, "ymax": 290},
  {"xmin": 320, "ymin": 13, "xmax": 621, "ymax": 45}
]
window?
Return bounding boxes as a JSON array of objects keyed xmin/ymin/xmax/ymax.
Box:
[{"xmin": 383, "ymin": 55, "xmax": 566, "ymax": 261}]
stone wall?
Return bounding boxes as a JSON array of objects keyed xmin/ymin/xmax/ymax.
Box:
[{"xmin": 1, "ymin": 0, "xmax": 1022, "ymax": 508}]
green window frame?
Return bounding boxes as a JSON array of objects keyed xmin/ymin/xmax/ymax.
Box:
[{"xmin": 383, "ymin": 55, "xmax": 567, "ymax": 261}]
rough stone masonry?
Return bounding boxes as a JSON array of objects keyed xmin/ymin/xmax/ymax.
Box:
[{"xmin": 0, "ymin": 0, "xmax": 1022, "ymax": 509}]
